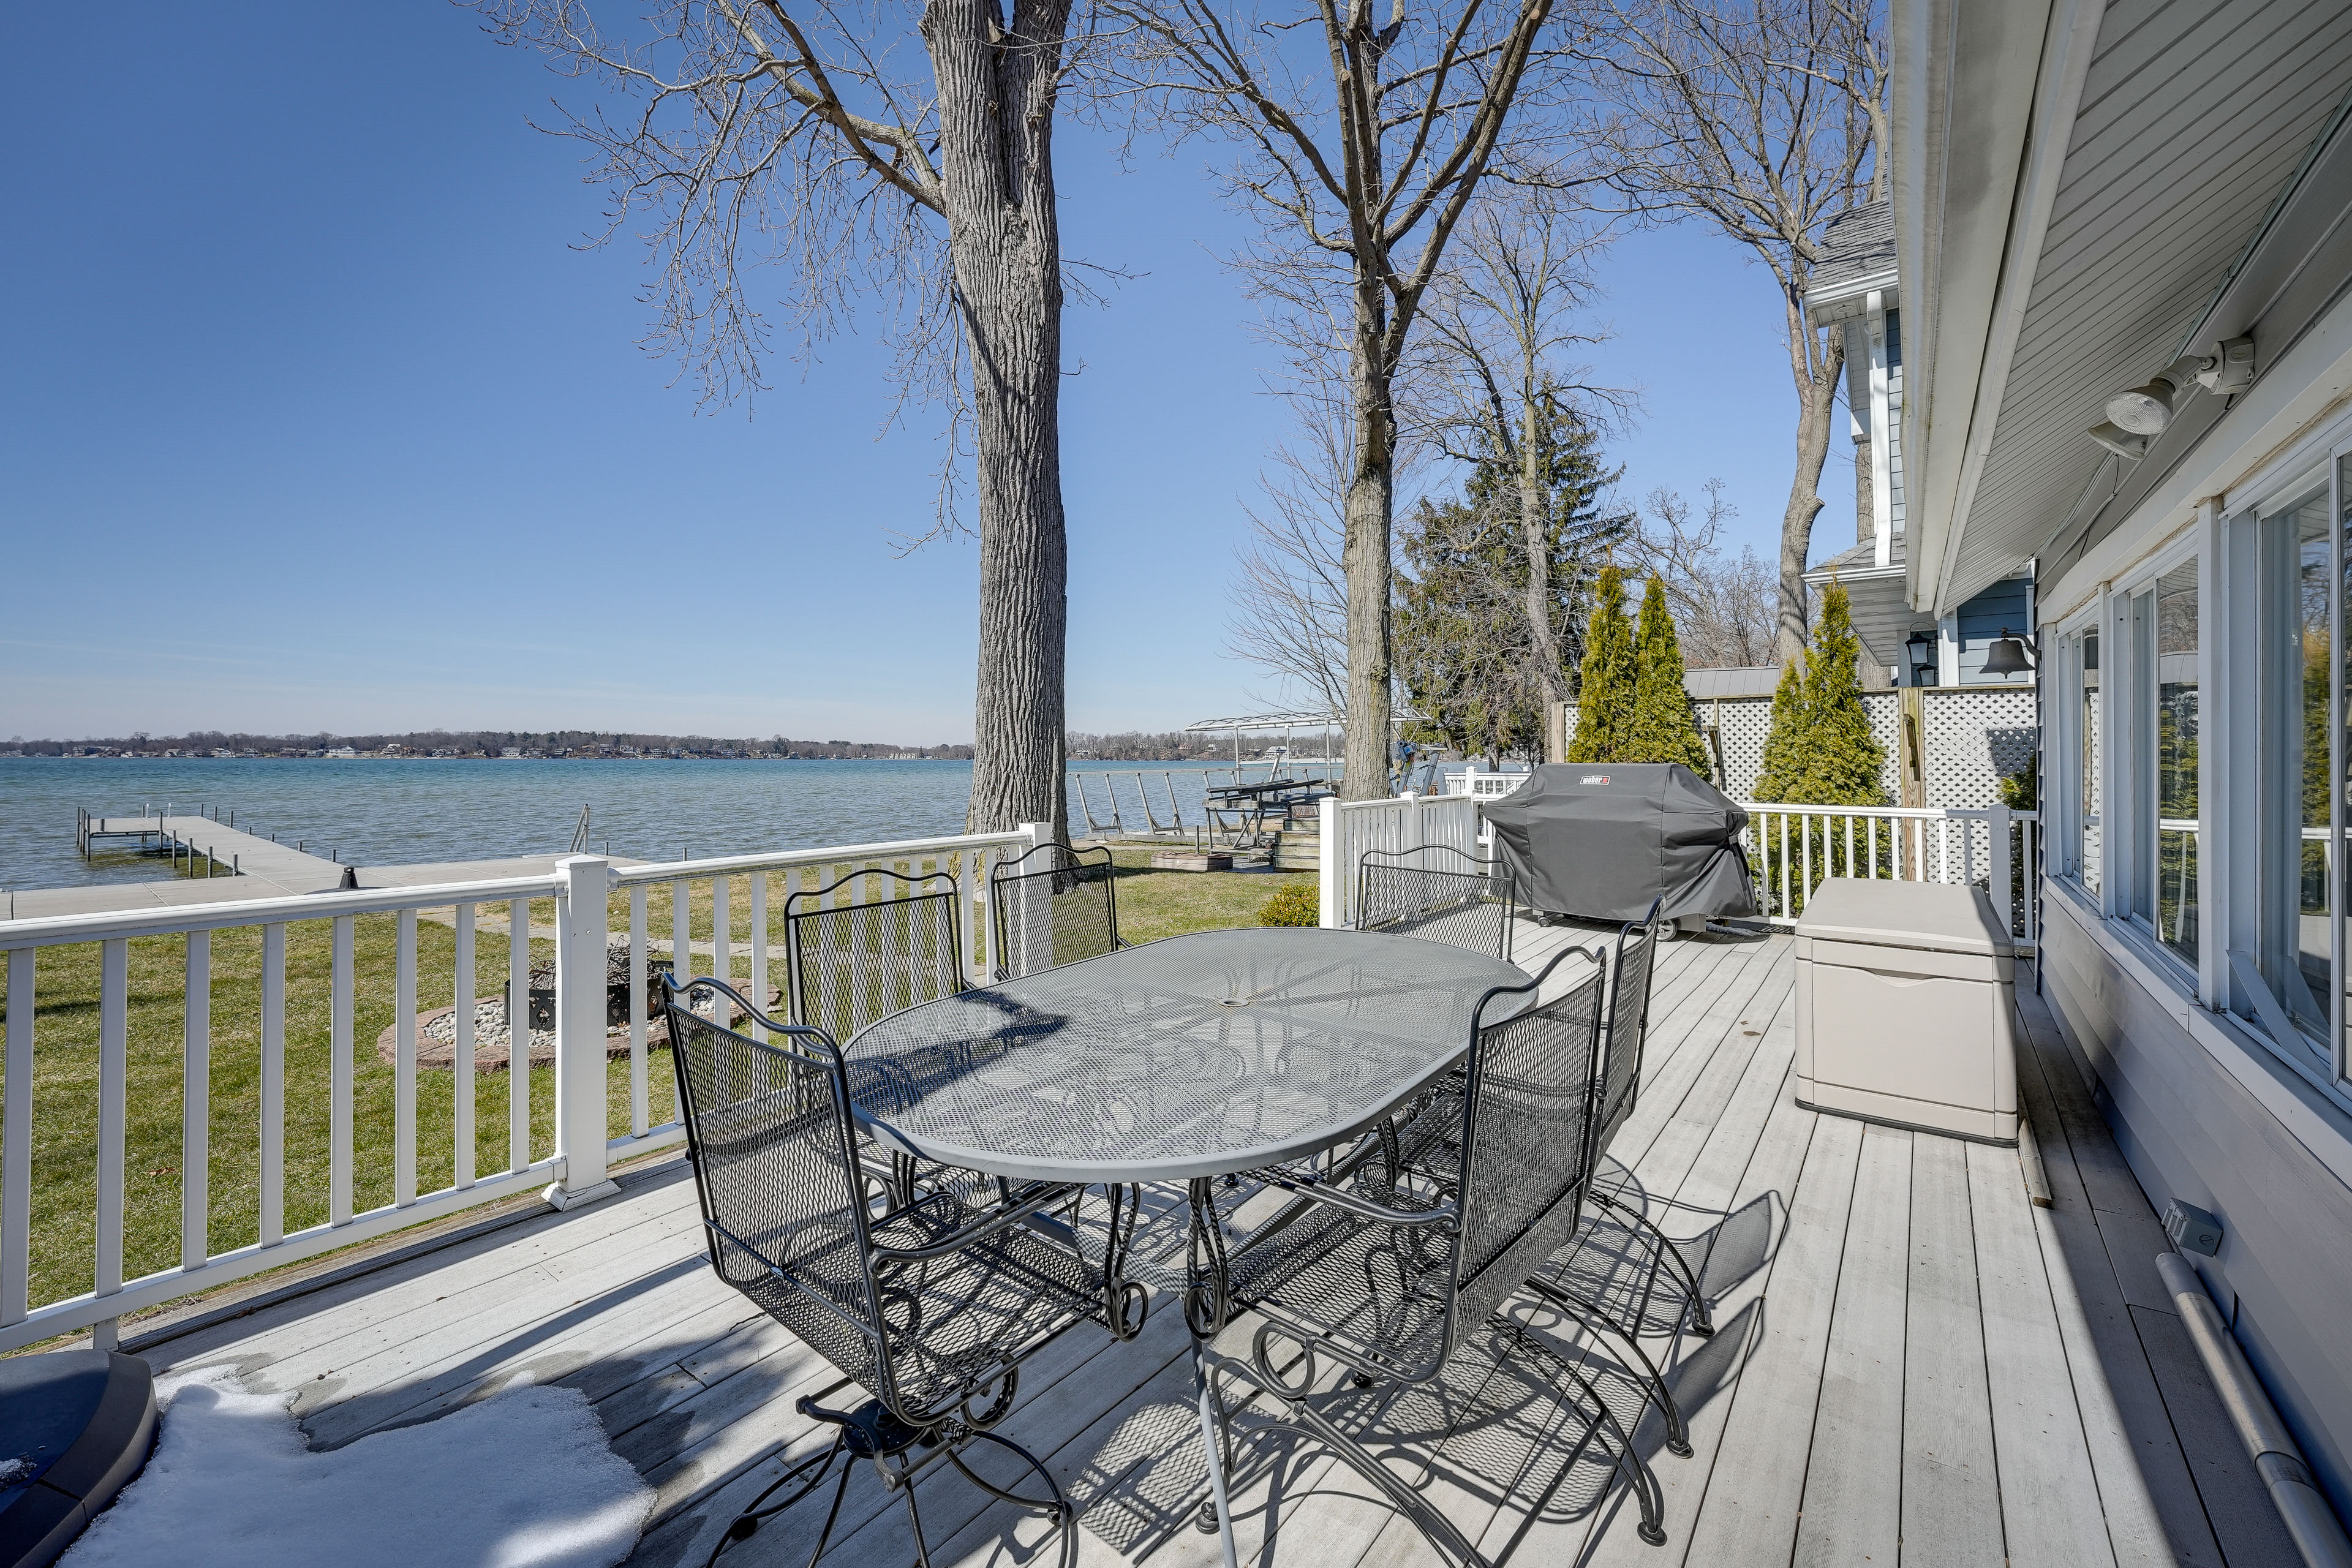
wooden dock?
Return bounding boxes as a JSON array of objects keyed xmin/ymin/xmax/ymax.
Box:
[
  {"xmin": 95, "ymin": 922, "xmax": 2286, "ymax": 1568},
  {"xmin": 77, "ymin": 810, "xmax": 343, "ymax": 888}
]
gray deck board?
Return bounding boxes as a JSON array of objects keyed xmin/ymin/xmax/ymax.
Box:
[
  {"xmin": 126, "ymin": 930, "xmax": 2293, "ymax": 1568},
  {"xmin": 1898, "ymin": 1131, "xmax": 2003, "ymax": 1568}
]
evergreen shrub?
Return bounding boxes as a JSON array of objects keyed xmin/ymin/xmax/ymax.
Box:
[
  {"xmin": 1259, "ymin": 881, "xmax": 1319, "ymax": 927},
  {"xmin": 1752, "ymin": 581, "xmax": 1889, "ymax": 913},
  {"xmin": 1567, "ymin": 564, "xmax": 1634, "ymax": 761},
  {"xmin": 1621, "ymin": 574, "xmax": 1713, "ymax": 777}
]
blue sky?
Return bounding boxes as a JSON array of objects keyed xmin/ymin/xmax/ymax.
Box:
[{"xmin": 1, "ymin": 2, "xmax": 1852, "ymax": 744}]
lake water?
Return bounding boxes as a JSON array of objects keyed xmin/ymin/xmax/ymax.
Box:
[{"xmin": 0, "ymin": 757, "xmax": 1292, "ymax": 892}]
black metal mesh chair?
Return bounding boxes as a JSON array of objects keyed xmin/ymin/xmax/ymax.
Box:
[
  {"xmin": 989, "ymin": 842, "xmax": 1121, "ymax": 981},
  {"xmin": 662, "ymin": 973, "xmax": 1137, "ymax": 1568},
  {"xmin": 786, "ymin": 868, "xmax": 966, "ymax": 1039},
  {"xmin": 1355, "ymin": 845, "xmax": 1516, "ymax": 959},
  {"xmin": 1191, "ymin": 949, "xmax": 1669, "ymax": 1553}
]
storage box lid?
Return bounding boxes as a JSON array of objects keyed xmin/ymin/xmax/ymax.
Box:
[{"xmin": 1792, "ymin": 878, "xmax": 2013, "ymax": 957}]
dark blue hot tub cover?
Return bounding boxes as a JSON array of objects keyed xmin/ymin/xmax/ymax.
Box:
[{"xmin": 1479, "ymin": 763, "xmax": 1756, "ymax": 924}]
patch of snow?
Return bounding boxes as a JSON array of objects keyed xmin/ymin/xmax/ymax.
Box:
[
  {"xmin": 60, "ymin": 1368, "xmax": 652, "ymax": 1568},
  {"xmin": 0, "ymin": 1455, "xmax": 31, "ymax": 1485}
]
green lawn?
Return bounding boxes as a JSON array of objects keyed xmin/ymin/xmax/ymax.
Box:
[{"xmin": 1, "ymin": 845, "xmax": 1313, "ymax": 1332}]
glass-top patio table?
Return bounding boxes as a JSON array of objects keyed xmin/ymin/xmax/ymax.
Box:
[
  {"xmin": 839, "ymin": 925, "xmax": 1531, "ymax": 1186},
  {"xmin": 840, "ymin": 925, "xmax": 1534, "ymax": 1568}
]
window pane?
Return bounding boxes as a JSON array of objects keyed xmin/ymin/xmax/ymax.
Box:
[
  {"xmin": 2078, "ymin": 632, "xmax": 2101, "ymax": 894},
  {"xmin": 2130, "ymin": 592, "xmax": 2154, "ymax": 924},
  {"xmin": 2155, "ymin": 564, "xmax": 2198, "ymax": 965},
  {"xmin": 2295, "ymin": 496, "xmax": 2332, "ymax": 1038}
]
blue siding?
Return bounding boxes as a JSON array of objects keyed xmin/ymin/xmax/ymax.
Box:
[{"xmin": 1956, "ymin": 579, "xmax": 2032, "ymax": 684}]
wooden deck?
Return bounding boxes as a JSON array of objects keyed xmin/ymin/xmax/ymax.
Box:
[{"xmin": 118, "ymin": 923, "xmax": 2291, "ymax": 1567}]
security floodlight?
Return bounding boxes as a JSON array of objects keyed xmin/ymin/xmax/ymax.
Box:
[
  {"xmin": 2088, "ymin": 421, "xmax": 2150, "ymax": 461},
  {"xmin": 2104, "ymin": 354, "xmax": 2205, "ymax": 434}
]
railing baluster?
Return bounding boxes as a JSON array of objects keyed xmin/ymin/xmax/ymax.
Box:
[
  {"xmin": 260, "ymin": 923, "xmax": 285, "ymax": 1245},
  {"xmin": 628, "ymin": 885, "xmax": 648, "ymax": 1137},
  {"xmin": 183, "ymin": 932, "xmax": 209, "ymax": 1270},
  {"xmin": 748, "ymin": 871, "xmax": 768, "ymax": 1044},
  {"xmin": 712, "ymin": 874, "xmax": 732, "ymax": 1000},
  {"xmin": 671, "ymin": 878, "xmax": 691, "ymax": 991},
  {"xmin": 4, "ymin": 949, "xmax": 34, "ymax": 1326},
  {"xmin": 509, "ymin": 898, "xmax": 530, "ymax": 1172},
  {"xmin": 394, "ymin": 910, "xmax": 416, "ymax": 1207},
  {"xmin": 1778, "ymin": 814, "xmax": 1790, "ymax": 918},
  {"xmin": 454, "ymin": 903, "xmax": 475, "ymax": 1189},
  {"xmin": 331, "ymin": 915, "xmax": 353, "ymax": 1224},
  {"xmin": 96, "ymin": 938, "xmax": 127, "ymax": 1347}
]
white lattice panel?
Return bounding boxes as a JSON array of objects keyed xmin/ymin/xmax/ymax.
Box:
[
  {"xmin": 1864, "ymin": 692, "xmax": 1902, "ymax": 802},
  {"xmin": 1923, "ymin": 688, "xmax": 2039, "ymax": 808},
  {"xmin": 1554, "ymin": 687, "xmax": 2036, "ymax": 809}
]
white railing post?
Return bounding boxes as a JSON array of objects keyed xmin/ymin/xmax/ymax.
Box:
[
  {"xmin": 1988, "ymin": 804, "xmax": 2013, "ymax": 938},
  {"xmin": 1319, "ymin": 796, "xmax": 1343, "ymax": 927},
  {"xmin": 548, "ymin": 855, "xmax": 620, "ymax": 1211}
]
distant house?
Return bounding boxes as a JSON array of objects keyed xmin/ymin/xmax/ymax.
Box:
[{"xmin": 1803, "ymin": 200, "xmax": 2034, "ymax": 689}]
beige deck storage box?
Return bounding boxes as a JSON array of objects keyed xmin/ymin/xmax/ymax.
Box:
[{"xmin": 1793, "ymin": 878, "xmax": 2018, "ymax": 1145}]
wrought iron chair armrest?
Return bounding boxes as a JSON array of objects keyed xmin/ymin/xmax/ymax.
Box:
[{"xmin": 869, "ymin": 1180, "xmax": 1082, "ymax": 1264}]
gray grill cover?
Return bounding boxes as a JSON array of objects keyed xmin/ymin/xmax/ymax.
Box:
[{"xmin": 1479, "ymin": 764, "xmax": 1755, "ymax": 923}]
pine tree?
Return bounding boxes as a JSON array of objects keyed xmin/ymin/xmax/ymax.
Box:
[
  {"xmin": 1621, "ymin": 574, "xmax": 1713, "ymax": 777},
  {"xmin": 1395, "ymin": 399, "xmax": 1632, "ymax": 764},
  {"xmin": 1567, "ymin": 563, "xmax": 1634, "ymax": 761}
]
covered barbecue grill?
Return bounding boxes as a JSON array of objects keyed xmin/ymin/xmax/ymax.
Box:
[{"xmin": 1479, "ymin": 763, "xmax": 1755, "ymax": 927}]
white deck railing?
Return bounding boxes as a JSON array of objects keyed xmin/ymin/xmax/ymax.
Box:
[
  {"xmin": 1742, "ymin": 804, "xmax": 2040, "ymax": 946},
  {"xmin": 1316, "ymin": 794, "xmax": 2041, "ymax": 948},
  {"xmin": 0, "ymin": 827, "xmax": 1036, "ymax": 1354},
  {"xmin": 1316, "ymin": 794, "xmax": 1486, "ymax": 930}
]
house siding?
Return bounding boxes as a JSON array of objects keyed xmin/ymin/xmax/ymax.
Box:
[
  {"xmin": 1887, "ymin": 309, "xmax": 1906, "ymax": 533},
  {"xmin": 2041, "ymin": 889, "xmax": 2352, "ymax": 1523}
]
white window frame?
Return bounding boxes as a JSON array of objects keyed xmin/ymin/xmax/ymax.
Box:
[
  {"xmin": 2103, "ymin": 537, "xmax": 2203, "ymax": 990},
  {"xmin": 2047, "ymin": 605, "xmax": 2103, "ymax": 894},
  {"xmin": 2045, "ymin": 407, "xmax": 2352, "ymax": 1112},
  {"xmin": 2216, "ymin": 453, "xmax": 2346, "ymax": 1090}
]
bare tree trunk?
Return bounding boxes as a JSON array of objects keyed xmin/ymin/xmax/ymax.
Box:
[
  {"xmin": 1774, "ymin": 323, "xmax": 1844, "ymax": 665},
  {"xmin": 1520, "ymin": 398, "xmax": 1568, "ymax": 708},
  {"xmin": 1343, "ymin": 345, "xmax": 1396, "ymax": 801},
  {"xmin": 931, "ymin": 0, "xmax": 1073, "ymax": 837}
]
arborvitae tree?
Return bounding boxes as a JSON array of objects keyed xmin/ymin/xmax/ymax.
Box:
[
  {"xmin": 1752, "ymin": 582, "xmax": 1885, "ymax": 805},
  {"xmin": 1751, "ymin": 655, "xmax": 1810, "ymax": 804},
  {"xmin": 1621, "ymin": 573, "xmax": 1713, "ymax": 777},
  {"xmin": 1790, "ymin": 581, "xmax": 1885, "ymax": 804},
  {"xmin": 1567, "ymin": 563, "xmax": 1635, "ymax": 762}
]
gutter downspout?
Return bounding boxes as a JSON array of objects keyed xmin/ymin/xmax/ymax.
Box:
[{"xmin": 2155, "ymin": 1251, "xmax": 2352, "ymax": 1568}]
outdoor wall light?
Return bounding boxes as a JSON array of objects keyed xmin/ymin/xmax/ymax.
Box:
[
  {"xmin": 1981, "ymin": 627, "xmax": 2037, "ymax": 678},
  {"xmin": 2088, "ymin": 421, "xmax": 2150, "ymax": 461},
  {"xmin": 1905, "ymin": 628, "xmax": 1938, "ymax": 685},
  {"xmin": 2105, "ymin": 354, "xmax": 2206, "ymax": 434}
]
